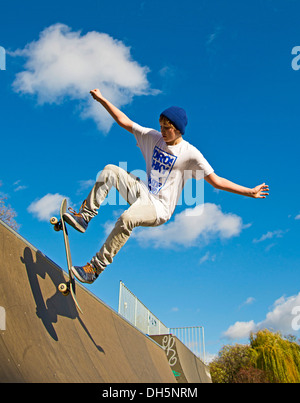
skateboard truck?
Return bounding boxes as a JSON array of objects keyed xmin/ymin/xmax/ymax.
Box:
[{"xmin": 50, "ymin": 216, "xmax": 62, "ymax": 232}]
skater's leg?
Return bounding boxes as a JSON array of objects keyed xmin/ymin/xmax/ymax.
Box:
[
  {"xmin": 63, "ymin": 164, "xmax": 142, "ymax": 232},
  {"xmin": 81, "ymin": 164, "xmax": 144, "ymax": 222},
  {"xmin": 70, "ymin": 165, "xmax": 158, "ymax": 282},
  {"xmin": 91, "ymin": 196, "xmax": 157, "ymax": 274}
]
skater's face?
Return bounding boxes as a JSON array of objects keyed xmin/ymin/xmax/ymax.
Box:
[{"xmin": 160, "ymin": 123, "xmax": 182, "ymax": 146}]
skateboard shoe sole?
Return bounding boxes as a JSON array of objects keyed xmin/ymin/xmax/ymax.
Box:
[
  {"xmin": 63, "ymin": 213, "xmax": 87, "ymax": 233},
  {"xmin": 71, "ymin": 266, "xmax": 96, "ymax": 284}
]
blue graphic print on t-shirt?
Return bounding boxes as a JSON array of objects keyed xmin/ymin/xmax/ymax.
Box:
[{"xmin": 148, "ymin": 146, "xmax": 177, "ymax": 195}]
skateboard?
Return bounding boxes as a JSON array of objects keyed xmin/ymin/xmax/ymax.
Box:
[{"xmin": 50, "ymin": 198, "xmax": 83, "ymax": 314}]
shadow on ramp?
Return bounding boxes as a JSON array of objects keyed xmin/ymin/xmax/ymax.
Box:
[
  {"xmin": 21, "ymin": 246, "xmax": 103, "ymax": 353},
  {"xmin": 0, "ymin": 220, "xmax": 175, "ymax": 383}
]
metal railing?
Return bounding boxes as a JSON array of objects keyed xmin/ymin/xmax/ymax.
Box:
[
  {"xmin": 118, "ymin": 281, "xmax": 169, "ymax": 335},
  {"xmin": 169, "ymin": 326, "xmax": 206, "ymax": 363},
  {"xmin": 118, "ymin": 282, "xmax": 206, "ymax": 362}
]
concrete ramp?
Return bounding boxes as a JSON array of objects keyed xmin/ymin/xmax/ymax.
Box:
[
  {"xmin": 0, "ymin": 220, "xmax": 176, "ymax": 383},
  {"xmin": 151, "ymin": 334, "xmax": 212, "ymax": 383}
]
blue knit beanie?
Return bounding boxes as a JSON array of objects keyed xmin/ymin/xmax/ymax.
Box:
[{"xmin": 160, "ymin": 106, "xmax": 188, "ymax": 135}]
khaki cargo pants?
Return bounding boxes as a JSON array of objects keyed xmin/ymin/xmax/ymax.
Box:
[{"xmin": 81, "ymin": 164, "xmax": 158, "ymax": 274}]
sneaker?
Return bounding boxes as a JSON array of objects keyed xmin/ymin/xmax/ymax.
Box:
[
  {"xmin": 71, "ymin": 263, "xmax": 98, "ymax": 284},
  {"xmin": 63, "ymin": 201, "xmax": 89, "ymax": 233}
]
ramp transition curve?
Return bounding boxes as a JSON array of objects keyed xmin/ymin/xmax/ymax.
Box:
[{"xmin": 0, "ymin": 220, "xmax": 176, "ymax": 383}]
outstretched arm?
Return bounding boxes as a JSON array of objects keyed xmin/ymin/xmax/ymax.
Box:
[
  {"xmin": 90, "ymin": 89, "xmax": 134, "ymax": 133},
  {"xmin": 205, "ymin": 172, "xmax": 269, "ymax": 198}
]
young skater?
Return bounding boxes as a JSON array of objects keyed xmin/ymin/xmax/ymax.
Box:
[{"xmin": 63, "ymin": 88, "xmax": 269, "ymax": 284}]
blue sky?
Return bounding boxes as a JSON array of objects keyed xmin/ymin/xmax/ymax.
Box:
[{"xmin": 1, "ymin": 0, "xmax": 300, "ymax": 361}]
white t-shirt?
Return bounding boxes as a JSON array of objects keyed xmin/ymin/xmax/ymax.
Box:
[{"xmin": 132, "ymin": 123, "xmax": 214, "ymax": 225}]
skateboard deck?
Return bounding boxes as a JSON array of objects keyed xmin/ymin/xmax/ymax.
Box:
[{"xmin": 50, "ymin": 198, "xmax": 83, "ymax": 314}]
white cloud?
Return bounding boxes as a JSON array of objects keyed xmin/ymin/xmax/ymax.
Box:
[
  {"xmin": 205, "ymin": 353, "xmax": 218, "ymax": 364},
  {"xmin": 238, "ymin": 297, "xmax": 256, "ymax": 310},
  {"xmin": 14, "ymin": 185, "xmax": 27, "ymax": 192},
  {"xmin": 261, "ymin": 294, "xmax": 300, "ymax": 333},
  {"xmin": 206, "ymin": 26, "xmax": 223, "ymax": 47},
  {"xmin": 253, "ymin": 229, "xmax": 287, "ymax": 243},
  {"xmin": 11, "ymin": 23, "xmax": 157, "ymax": 132},
  {"xmin": 28, "ymin": 193, "xmax": 67, "ymax": 221},
  {"xmin": 13, "ymin": 180, "xmax": 27, "ymax": 192},
  {"xmin": 223, "ymin": 292, "xmax": 300, "ymax": 340},
  {"xmin": 76, "ymin": 179, "xmax": 95, "ymax": 195},
  {"xmin": 134, "ymin": 203, "xmax": 243, "ymax": 248},
  {"xmin": 244, "ymin": 297, "xmax": 256, "ymax": 305},
  {"xmin": 199, "ymin": 251, "xmax": 216, "ymax": 265},
  {"xmin": 223, "ymin": 320, "xmax": 257, "ymax": 340},
  {"xmin": 103, "ymin": 219, "xmax": 116, "ymax": 237}
]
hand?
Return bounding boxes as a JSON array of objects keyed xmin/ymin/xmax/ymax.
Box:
[
  {"xmin": 251, "ymin": 183, "xmax": 269, "ymax": 199},
  {"xmin": 90, "ymin": 88, "xmax": 104, "ymax": 102}
]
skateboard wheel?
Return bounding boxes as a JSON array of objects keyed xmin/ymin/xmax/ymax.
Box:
[
  {"xmin": 58, "ymin": 283, "xmax": 70, "ymax": 296},
  {"xmin": 50, "ymin": 217, "xmax": 58, "ymax": 225},
  {"xmin": 54, "ymin": 223, "xmax": 61, "ymax": 232}
]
